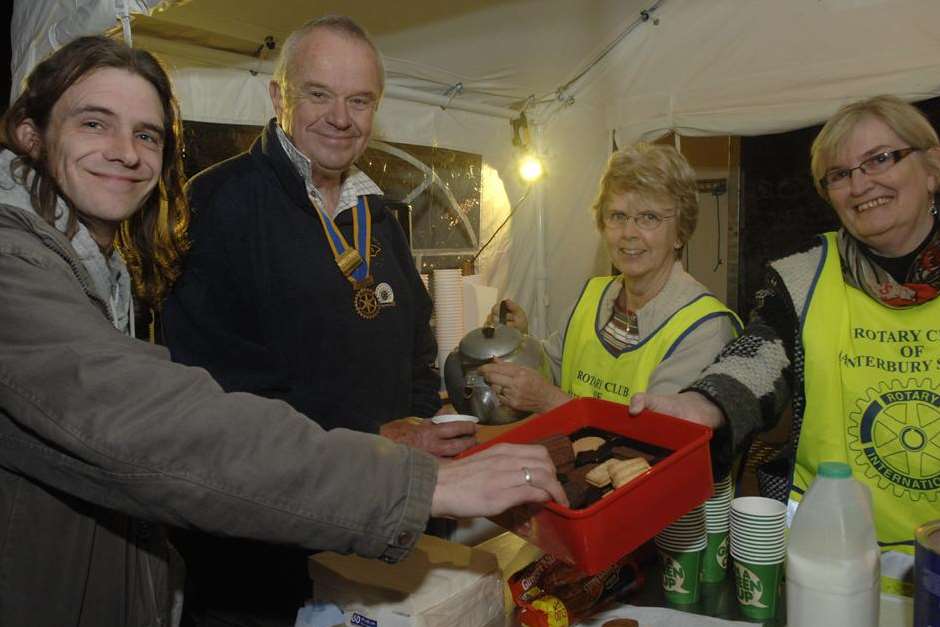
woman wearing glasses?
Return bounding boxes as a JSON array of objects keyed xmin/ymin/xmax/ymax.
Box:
[
  {"xmin": 632, "ymin": 95, "xmax": 940, "ymax": 589},
  {"xmin": 479, "ymin": 143, "xmax": 740, "ymax": 413}
]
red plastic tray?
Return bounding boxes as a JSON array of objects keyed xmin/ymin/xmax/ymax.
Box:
[{"xmin": 463, "ymin": 398, "xmax": 713, "ymax": 575}]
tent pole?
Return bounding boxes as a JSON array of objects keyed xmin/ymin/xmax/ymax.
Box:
[
  {"xmin": 532, "ymin": 122, "xmax": 549, "ymax": 338},
  {"xmin": 384, "ymin": 85, "xmax": 517, "ymax": 120}
]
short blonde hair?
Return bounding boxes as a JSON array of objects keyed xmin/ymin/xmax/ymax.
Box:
[
  {"xmin": 811, "ymin": 95, "xmax": 940, "ymax": 200},
  {"xmin": 591, "ymin": 143, "xmax": 699, "ymax": 257}
]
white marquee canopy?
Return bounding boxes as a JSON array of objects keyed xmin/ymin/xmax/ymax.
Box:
[{"xmin": 12, "ymin": 0, "xmax": 940, "ymax": 333}]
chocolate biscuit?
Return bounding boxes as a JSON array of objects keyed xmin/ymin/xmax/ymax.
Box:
[{"xmin": 535, "ymin": 434, "xmax": 576, "ymax": 473}]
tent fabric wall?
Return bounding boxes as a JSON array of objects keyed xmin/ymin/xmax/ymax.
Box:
[
  {"xmin": 594, "ymin": 0, "xmax": 940, "ymax": 141},
  {"xmin": 11, "ymin": 0, "xmax": 940, "ymax": 334}
]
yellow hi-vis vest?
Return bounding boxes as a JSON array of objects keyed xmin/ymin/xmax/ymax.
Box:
[
  {"xmin": 796, "ymin": 232, "xmax": 940, "ymax": 595},
  {"xmin": 560, "ymin": 276, "xmax": 739, "ymax": 405}
]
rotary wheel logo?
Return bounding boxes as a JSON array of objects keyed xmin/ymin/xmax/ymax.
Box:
[
  {"xmin": 353, "ymin": 288, "xmax": 379, "ymax": 319},
  {"xmin": 847, "ymin": 378, "xmax": 940, "ymax": 502}
]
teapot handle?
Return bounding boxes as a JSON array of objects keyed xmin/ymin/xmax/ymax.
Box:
[
  {"xmin": 482, "ymin": 300, "xmax": 510, "ymax": 339},
  {"xmin": 498, "ymin": 299, "xmax": 510, "ymax": 325}
]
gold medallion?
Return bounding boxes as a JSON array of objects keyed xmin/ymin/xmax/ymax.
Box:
[{"xmin": 354, "ymin": 286, "xmax": 380, "ymax": 319}]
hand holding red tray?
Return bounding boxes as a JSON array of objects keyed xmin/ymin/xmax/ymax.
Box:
[{"xmin": 628, "ymin": 390, "xmax": 726, "ymax": 429}]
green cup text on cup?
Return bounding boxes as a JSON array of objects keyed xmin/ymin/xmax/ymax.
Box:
[
  {"xmin": 702, "ymin": 532, "xmax": 729, "ymax": 583},
  {"xmin": 660, "ymin": 549, "xmax": 702, "ymax": 605},
  {"xmin": 733, "ymin": 559, "xmax": 782, "ymax": 621}
]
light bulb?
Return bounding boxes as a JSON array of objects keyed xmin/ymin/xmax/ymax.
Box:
[{"xmin": 519, "ymin": 155, "xmax": 544, "ymax": 182}]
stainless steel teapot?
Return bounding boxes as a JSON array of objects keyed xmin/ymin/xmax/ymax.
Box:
[{"xmin": 443, "ymin": 301, "xmax": 549, "ymax": 425}]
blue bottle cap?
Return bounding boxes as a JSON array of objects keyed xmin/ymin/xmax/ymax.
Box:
[{"xmin": 817, "ymin": 461, "xmax": 852, "ymax": 478}]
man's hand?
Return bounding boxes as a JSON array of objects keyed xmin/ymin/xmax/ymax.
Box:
[
  {"xmin": 380, "ymin": 417, "xmax": 477, "ymax": 457},
  {"xmin": 478, "ymin": 359, "xmax": 569, "ymax": 413},
  {"xmin": 628, "ymin": 391, "xmax": 726, "ymax": 429},
  {"xmin": 431, "ymin": 442, "xmax": 569, "ymax": 517}
]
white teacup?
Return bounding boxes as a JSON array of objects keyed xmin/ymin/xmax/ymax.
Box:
[{"xmin": 430, "ymin": 413, "xmax": 480, "ymax": 425}]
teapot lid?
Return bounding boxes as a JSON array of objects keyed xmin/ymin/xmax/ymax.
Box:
[{"xmin": 459, "ymin": 324, "xmax": 523, "ymax": 361}]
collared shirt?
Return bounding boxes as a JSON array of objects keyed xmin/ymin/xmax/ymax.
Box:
[
  {"xmin": 275, "ymin": 124, "xmax": 382, "ymax": 217},
  {"xmin": 600, "ymin": 300, "xmax": 640, "ymax": 352}
]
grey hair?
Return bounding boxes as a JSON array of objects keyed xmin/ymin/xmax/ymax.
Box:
[{"xmin": 272, "ymin": 15, "xmax": 385, "ymax": 95}]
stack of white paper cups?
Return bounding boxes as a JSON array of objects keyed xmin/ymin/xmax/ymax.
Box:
[
  {"xmin": 431, "ymin": 269, "xmax": 464, "ymax": 370},
  {"xmin": 655, "ymin": 504, "xmax": 707, "ymax": 605},
  {"xmin": 702, "ymin": 475, "xmax": 734, "ymax": 582}
]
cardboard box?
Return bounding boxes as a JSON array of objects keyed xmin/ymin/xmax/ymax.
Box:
[{"xmin": 309, "ymin": 534, "xmax": 505, "ymax": 627}]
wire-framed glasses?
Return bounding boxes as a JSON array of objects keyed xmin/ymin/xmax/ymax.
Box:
[
  {"xmin": 820, "ymin": 147, "xmax": 920, "ymax": 190},
  {"xmin": 603, "ymin": 210, "xmax": 676, "ymax": 231}
]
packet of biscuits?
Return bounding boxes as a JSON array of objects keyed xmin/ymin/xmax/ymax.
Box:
[{"xmin": 508, "ymin": 553, "xmax": 643, "ymax": 627}]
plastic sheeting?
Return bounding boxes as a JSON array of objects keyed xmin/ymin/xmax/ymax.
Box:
[{"xmin": 10, "ymin": 1, "xmax": 186, "ymax": 97}]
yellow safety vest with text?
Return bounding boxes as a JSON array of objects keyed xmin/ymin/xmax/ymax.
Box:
[
  {"xmin": 797, "ymin": 231, "xmax": 940, "ymax": 594},
  {"xmin": 560, "ymin": 276, "xmax": 739, "ymax": 405}
]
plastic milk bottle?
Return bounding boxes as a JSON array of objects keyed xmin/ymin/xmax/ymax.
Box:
[{"xmin": 786, "ymin": 461, "xmax": 880, "ymax": 627}]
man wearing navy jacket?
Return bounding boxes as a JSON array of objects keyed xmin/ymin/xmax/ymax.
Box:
[{"xmin": 162, "ymin": 15, "xmax": 478, "ymax": 627}]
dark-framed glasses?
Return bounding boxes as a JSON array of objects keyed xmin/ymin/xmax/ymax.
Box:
[
  {"xmin": 820, "ymin": 147, "xmax": 920, "ymax": 190},
  {"xmin": 603, "ymin": 210, "xmax": 676, "ymax": 231}
]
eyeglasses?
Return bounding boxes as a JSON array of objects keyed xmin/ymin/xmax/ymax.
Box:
[
  {"xmin": 820, "ymin": 147, "xmax": 920, "ymax": 190},
  {"xmin": 603, "ymin": 210, "xmax": 676, "ymax": 231}
]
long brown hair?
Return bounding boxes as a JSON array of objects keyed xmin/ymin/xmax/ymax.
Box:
[{"xmin": 1, "ymin": 35, "xmax": 189, "ymax": 309}]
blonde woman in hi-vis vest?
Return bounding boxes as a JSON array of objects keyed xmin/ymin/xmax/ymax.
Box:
[{"xmin": 479, "ymin": 144, "xmax": 740, "ymax": 415}]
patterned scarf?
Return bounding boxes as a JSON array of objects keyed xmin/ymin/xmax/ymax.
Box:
[{"xmin": 837, "ymin": 225, "xmax": 940, "ymax": 308}]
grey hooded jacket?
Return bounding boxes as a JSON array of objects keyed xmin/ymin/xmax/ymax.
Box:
[{"xmin": 0, "ymin": 152, "xmax": 437, "ymax": 626}]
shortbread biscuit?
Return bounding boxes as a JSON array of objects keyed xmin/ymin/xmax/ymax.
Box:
[
  {"xmin": 584, "ymin": 458, "xmax": 616, "ymax": 487},
  {"xmin": 572, "ymin": 435, "xmax": 606, "ymax": 455},
  {"xmin": 610, "ymin": 458, "xmax": 651, "ymax": 488}
]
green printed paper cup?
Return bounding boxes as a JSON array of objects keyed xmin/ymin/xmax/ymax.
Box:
[
  {"xmin": 659, "ymin": 547, "xmax": 704, "ymax": 606},
  {"xmin": 701, "ymin": 530, "xmax": 730, "ymax": 583},
  {"xmin": 733, "ymin": 558, "xmax": 783, "ymax": 621}
]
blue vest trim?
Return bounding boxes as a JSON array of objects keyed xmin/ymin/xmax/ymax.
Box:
[
  {"xmin": 662, "ymin": 311, "xmax": 741, "ymax": 360},
  {"xmin": 563, "ymin": 276, "xmax": 596, "ymax": 354},
  {"xmin": 799, "ymin": 234, "xmax": 830, "ymax": 333},
  {"xmin": 592, "ymin": 290, "xmax": 723, "ymax": 359}
]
